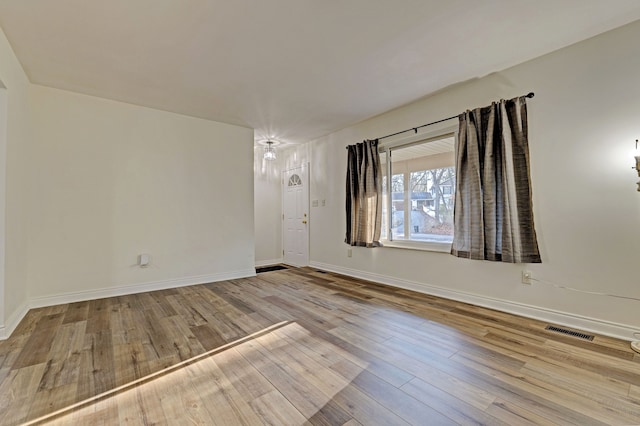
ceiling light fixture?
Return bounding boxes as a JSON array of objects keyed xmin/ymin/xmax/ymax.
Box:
[{"xmin": 264, "ymin": 141, "xmax": 277, "ymax": 161}]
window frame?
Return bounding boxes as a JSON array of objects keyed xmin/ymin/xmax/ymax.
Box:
[{"xmin": 379, "ymin": 125, "xmax": 457, "ymax": 253}]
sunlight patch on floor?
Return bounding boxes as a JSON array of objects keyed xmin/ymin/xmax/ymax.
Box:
[{"xmin": 26, "ymin": 321, "xmax": 367, "ymax": 425}]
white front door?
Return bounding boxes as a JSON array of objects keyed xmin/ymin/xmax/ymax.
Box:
[{"xmin": 282, "ymin": 165, "xmax": 309, "ymax": 267}]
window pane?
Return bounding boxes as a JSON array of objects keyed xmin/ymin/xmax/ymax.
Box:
[
  {"xmin": 380, "ymin": 151, "xmax": 388, "ymax": 239},
  {"xmin": 388, "ymin": 134, "xmax": 455, "ymax": 244},
  {"xmin": 391, "ymin": 173, "xmax": 406, "ymax": 240}
]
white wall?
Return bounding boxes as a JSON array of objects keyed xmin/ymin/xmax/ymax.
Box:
[
  {"xmin": 0, "ymin": 25, "xmax": 32, "ymax": 337},
  {"xmin": 27, "ymin": 85, "xmax": 255, "ymax": 303},
  {"xmin": 286, "ymin": 20, "xmax": 640, "ymax": 339},
  {"xmin": 254, "ymin": 147, "xmax": 282, "ymax": 266}
]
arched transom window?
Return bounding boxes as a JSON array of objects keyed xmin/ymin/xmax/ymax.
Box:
[{"xmin": 288, "ymin": 174, "xmax": 302, "ymax": 187}]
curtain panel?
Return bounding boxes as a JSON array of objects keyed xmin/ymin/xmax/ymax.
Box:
[
  {"xmin": 345, "ymin": 139, "xmax": 383, "ymax": 247},
  {"xmin": 451, "ymin": 96, "xmax": 541, "ymax": 263}
]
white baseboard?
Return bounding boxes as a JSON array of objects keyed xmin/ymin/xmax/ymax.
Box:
[
  {"xmin": 0, "ymin": 301, "xmax": 30, "ymax": 340},
  {"xmin": 0, "ymin": 268, "xmax": 256, "ymax": 341},
  {"xmin": 255, "ymin": 258, "xmax": 283, "ymax": 268},
  {"xmin": 309, "ymin": 261, "xmax": 638, "ymax": 342},
  {"xmin": 5, "ymin": 262, "xmax": 635, "ymax": 343}
]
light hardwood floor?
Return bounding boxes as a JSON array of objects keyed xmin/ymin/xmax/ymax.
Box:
[{"xmin": 0, "ymin": 267, "xmax": 639, "ymax": 425}]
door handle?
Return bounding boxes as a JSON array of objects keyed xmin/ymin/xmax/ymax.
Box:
[{"xmin": 302, "ymin": 220, "xmax": 307, "ymax": 224}]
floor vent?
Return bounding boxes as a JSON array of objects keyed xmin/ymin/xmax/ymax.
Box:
[
  {"xmin": 256, "ymin": 265, "xmax": 288, "ymax": 273},
  {"xmin": 545, "ymin": 325, "xmax": 594, "ymax": 341}
]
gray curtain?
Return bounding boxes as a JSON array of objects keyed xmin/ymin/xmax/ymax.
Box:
[
  {"xmin": 451, "ymin": 96, "xmax": 541, "ymax": 263},
  {"xmin": 345, "ymin": 139, "xmax": 382, "ymax": 247}
]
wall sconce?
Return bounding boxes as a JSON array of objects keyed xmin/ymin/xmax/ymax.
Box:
[
  {"xmin": 635, "ymin": 139, "xmax": 640, "ymax": 191},
  {"xmin": 264, "ymin": 141, "xmax": 277, "ymax": 161}
]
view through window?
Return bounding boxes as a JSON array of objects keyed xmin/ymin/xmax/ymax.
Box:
[{"xmin": 381, "ymin": 133, "xmax": 455, "ymax": 244}]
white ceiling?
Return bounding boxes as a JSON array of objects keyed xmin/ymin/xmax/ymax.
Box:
[{"xmin": 1, "ymin": 1, "xmax": 640, "ymax": 146}]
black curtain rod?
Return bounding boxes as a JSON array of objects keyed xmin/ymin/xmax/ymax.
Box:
[{"xmin": 350, "ymin": 92, "xmax": 535, "ymax": 146}]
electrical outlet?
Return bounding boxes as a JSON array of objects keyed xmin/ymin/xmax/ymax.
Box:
[
  {"xmin": 521, "ymin": 270, "xmax": 532, "ymax": 285},
  {"xmin": 347, "ymin": 248, "xmax": 352, "ymax": 257},
  {"xmin": 139, "ymin": 253, "xmax": 150, "ymax": 268}
]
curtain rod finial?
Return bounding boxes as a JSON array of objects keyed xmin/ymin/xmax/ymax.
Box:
[{"xmin": 526, "ymin": 92, "xmax": 535, "ymax": 98}]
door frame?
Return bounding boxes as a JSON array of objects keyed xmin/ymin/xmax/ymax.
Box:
[
  {"xmin": 281, "ymin": 163, "xmax": 310, "ymax": 267},
  {"xmin": 0, "ymin": 86, "xmax": 6, "ymax": 332}
]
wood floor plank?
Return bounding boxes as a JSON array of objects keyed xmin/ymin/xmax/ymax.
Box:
[
  {"xmin": 61, "ymin": 301, "xmax": 90, "ymax": 325},
  {"xmin": 12, "ymin": 313, "xmax": 65, "ymax": 369},
  {"xmin": 261, "ymin": 330, "xmax": 353, "ymax": 400},
  {"xmin": 140, "ymin": 309, "xmax": 177, "ymax": 360},
  {"xmin": 61, "ymin": 396, "xmax": 120, "ymax": 425},
  {"xmin": 76, "ymin": 330, "xmax": 116, "ymax": 401},
  {"xmin": 340, "ymin": 419, "xmax": 364, "ymax": 426},
  {"xmin": 9, "ymin": 308, "xmax": 47, "ymax": 338},
  {"xmin": 27, "ymin": 383, "xmax": 78, "ymax": 420},
  {"xmin": 348, "ymin": 368, "xmax": 457, "ymax": 425},
  {"xmin": 214, "ymin": 347, "xmax": 274, "ymax": 402},
  {"xmin": 280, "ymin": 327, "xmax": 415, "ymax": 389},
  {"xmin": 189, "ymin": 324, "xmax": 227, "ymax": 350},
  {"xmin": 234, "ymin": 335, "xmax": 337, "ymax": 419},
  {"xmin": 514, "ymin": 371, "xmax": 640, "ymax": 424},
  {"xmin": 274, "ymin": 324, "xmax": 370, "ymax": 377},
  {"xmin": 85, "ymin": 298, "xmax": 111, "ymax": 334},
  {"xmin": 400, "ymin": 376, "xmax": 505, "ymax": 426},
  {"xmin": 449, "ymin": 349, "xmax": 614, "ymax": 425},
  {"xmin": 303, "ymin": 399, "xmax": 354, "ymax": 426},
  {"xmin": 165, "ymin": 293, "xmax": 209, "ymax": 328},
  {"xmin": 521, "ymin": 361, "xmax": 640, "ymax": 410},
  {"xmin": 325, "ymin": 381, "xmax": 413, "ymax": 426},
  {"xmin": 157, "ymin": 315, "xmax": 205, "ymax": 361},
  {"xmin": 112, "ymin": 341, "xmax": 151, "ymax": 386},
  {"xmin": 110, "ymin": 303, "xmax": 146, "ymax": 347},
  {"xmin": 484, "ymin": 398, "xmax": 560, "ymax": 426},
  {"xmin": 189, "ymin": 357, "xmax": 265, "ymax": 426},
  {"xmin": 175, "ymin": 382, "xmax": 219, "ymax": 426},
  {"xmin": 129, "ymin": 375, "xmax": 170, "ymax": 425},
  {"xmin": 0, "ymin": 364, "xmax": 47, "ymax": 423},
  {"xmin": 251, "ymin": 389, "xmax": 307, "ymax": 425},
  {"xmin": 414, "ymin": 366, "xmax": 499, "ymax": 413},
  {"xmin": 276, "ymin": 321, "xmax": 424, "ymax": 402},
  {"xmin": 630, "ymin": 384, "xmax": 640, "ymax": 399},
  {"xmin": 38, "ymin": 321, "xmax": 86, "ymax": 391}
]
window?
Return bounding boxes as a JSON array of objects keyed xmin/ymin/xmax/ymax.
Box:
[
  {"xmin": 288, "ymin": 174, "xmax": 302, "ymax": 187},
  {"xmin": 380, "ymin": 131, "xmax": 456, "ymax": 248}
]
